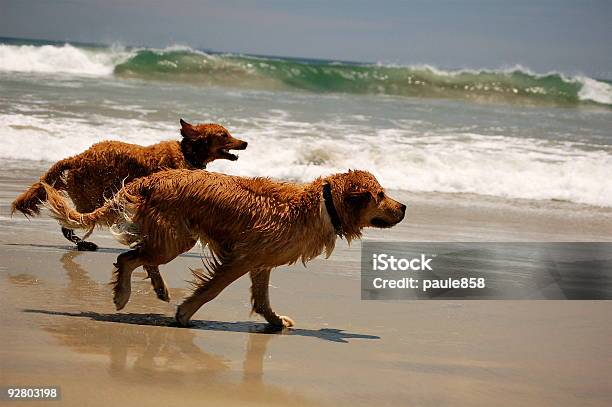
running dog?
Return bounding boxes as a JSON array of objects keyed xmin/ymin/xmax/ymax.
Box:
[
  {"xmin": 12, "ymin": 119, "xmax": 247, "ymax": 251},
  {"xmin": 42, "ymin": 169, "xmax": 406, "ymax": 327}
]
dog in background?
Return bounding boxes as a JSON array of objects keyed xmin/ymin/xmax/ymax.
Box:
[
  {"xmin": 12, "ymin": 119, "xmax": 247, "ymax": 252},
  {"xmin": 42, "ymin": 169, "xmax": 406, "ymax": 326}
]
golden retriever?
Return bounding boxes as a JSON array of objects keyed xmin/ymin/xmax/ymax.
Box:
[
  {"xmin": 12, "ymin": 119, "xmax": 247, "ymax": 251},
  {"xmin": 42, "ymin": 169, "xmax": 406, "ymax": 327}
]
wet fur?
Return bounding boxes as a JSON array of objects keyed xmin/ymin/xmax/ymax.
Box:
[
  {"xmin": 12, "ymin": 121, "xmax": 247, "ymax": 249},
  {"xmin": 42, "ymin": 169, "xmax": 406, "ymax": 327}
]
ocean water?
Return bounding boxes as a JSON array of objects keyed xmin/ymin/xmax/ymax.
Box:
[{"xmin": 0, "ymin": 38, "xmax": 611, "ymax": 207}]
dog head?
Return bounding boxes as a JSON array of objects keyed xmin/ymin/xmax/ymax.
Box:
[
  {"xmin": 326, "ymin": 170, "xmax": 406, "ymax": 240},
  {"xmin": 180, "ymin": 119, "xmax": 248, "ymax": 168}
]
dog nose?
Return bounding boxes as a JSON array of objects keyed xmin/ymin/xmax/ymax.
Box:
[
  {"xmin": 400, "ymin": 204, "xmax": 406, "ymax": 214},
  {"xmin": 242, "ymin": 141, "xmax": 248, "ymax": 148}
]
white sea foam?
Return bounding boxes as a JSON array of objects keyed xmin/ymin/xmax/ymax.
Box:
[
  {"xmin": 577, "ymin": 76, "xmax": 612, "ymax": 105},
  {"xmin": 211, "ymin": 128, "xmax": 612, "ymax": 207},
  {"xmin": 4, "ymin": 112, "xmax": 608, "ymax": 207},
  {"xmin": 0, "ymin": 43, "xmax": 128, "ymax": 76},
  {"xmin": 0, "ymin": 114, "xmax": 174, "ymax": 162}
]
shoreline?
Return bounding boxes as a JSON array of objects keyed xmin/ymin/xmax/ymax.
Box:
[
  {"xmin": 3, "ymin": 169, "xmax": 612, "ymax": 243},
  {"xmin": 1, "ymin": 169, "xmax": 611, "ymax": 406}
]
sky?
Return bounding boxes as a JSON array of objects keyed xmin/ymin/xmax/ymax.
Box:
[{"xmin": 1, "ymin": 0, "xmax": 611, "ymax": 77}]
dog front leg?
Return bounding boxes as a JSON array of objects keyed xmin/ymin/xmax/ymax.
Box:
[{"xmin": 249, "ymin": 268, "xmax": 294, "ymax": 328}]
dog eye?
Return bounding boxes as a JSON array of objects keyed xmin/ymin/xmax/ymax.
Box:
[{"xmin": 377, "ymin": 191, "xmax": 385, "ymax": 200}]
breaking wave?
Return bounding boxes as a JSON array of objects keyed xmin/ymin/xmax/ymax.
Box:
[{"xmin": 0, "ymin": 41, "xmax": 610, "ymax": 107}]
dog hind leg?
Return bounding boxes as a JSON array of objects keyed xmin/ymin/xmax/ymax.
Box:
[
  {"xmin": 249, "ymin": 268, "xmax": 294, "ymax": 327},
  {"xmin": 112, "ymin": 233, "xmax": 196, "ymax": 310},
  {"xmin": 112, "ymin": 249, "xmax": 146, "ymax": 310},
  {"xmin": 143, "ymin": 265, "xmax": 170, "ymax": 302}
]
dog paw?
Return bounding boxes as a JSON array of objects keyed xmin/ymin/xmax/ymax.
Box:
[
  {"xmin": 113, "ymin": 288, "xmax": 131, "ymax": 311},
  {"xmin": 77, "ymin": 241, "xmax": 98, "ymax": 251},
  {"xmin": 279, "ymin": 315, "xmax": 295, "ymax": 327},
  {"xmin": 267, "ymin": 314, "xmax": 294, "ymax": 328}
]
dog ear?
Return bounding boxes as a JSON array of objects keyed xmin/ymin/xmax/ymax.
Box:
[
  {"xmin": 180, "ymin": 119, "xmax": 198, "ymax": 139},
  {"xmin": 345, "ymin": 191, "xmax": 372, "ymax": 208}
]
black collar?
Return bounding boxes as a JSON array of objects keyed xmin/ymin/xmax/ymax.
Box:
[
  {"xmin": 180, "ymin": 140, "xmax": 206, "ymax": 169},
  {"xmin": 323, "ymin": 182, "xmax": 343, "ymax": 236}
]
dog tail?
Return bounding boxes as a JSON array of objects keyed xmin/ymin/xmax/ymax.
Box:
[
  {"xmin": 41, "ymin": 183, "xmax": 142, "ymax": 247},
  {"xmin": 11, "ymin": 157, "xmax": 74, "ymax": 217},
  {"xmin": 41, "ymin": 183, "xmax": 119, "ymax": 230}
]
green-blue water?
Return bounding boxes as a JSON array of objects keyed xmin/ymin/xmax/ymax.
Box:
[{"xmin": 0, "ymin": 37, "xmax": 611, "ymax": 206}]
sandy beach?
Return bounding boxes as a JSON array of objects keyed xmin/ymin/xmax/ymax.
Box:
[{"xmin": 1, "ymin": 171, "xmax": 611, "ymax": 406}]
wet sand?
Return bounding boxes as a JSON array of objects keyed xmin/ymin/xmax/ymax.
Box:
[{"xmin": 1, "ymin": 171, "xmax": 611, "ymax": 406}]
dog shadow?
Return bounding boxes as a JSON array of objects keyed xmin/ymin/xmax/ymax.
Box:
[
  {"xmin": 5, "ymin": 242, "xmax": 207, "ymax": 259},
  {"xmin": 23, "ymin": 309, "xmax": 379, "ymax": 343},
  {"xmin": 17, "ymin": 250, "xmax": 379, "ymax": 343}
]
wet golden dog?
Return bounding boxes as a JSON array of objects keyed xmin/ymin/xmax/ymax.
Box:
[
  {"xmin": 42, "ymin": 169, "xmax": 406, "ymax": 327},
  {"xmin": 12, "ymin": 119, "xmax": 247, "ymax": 251}
]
